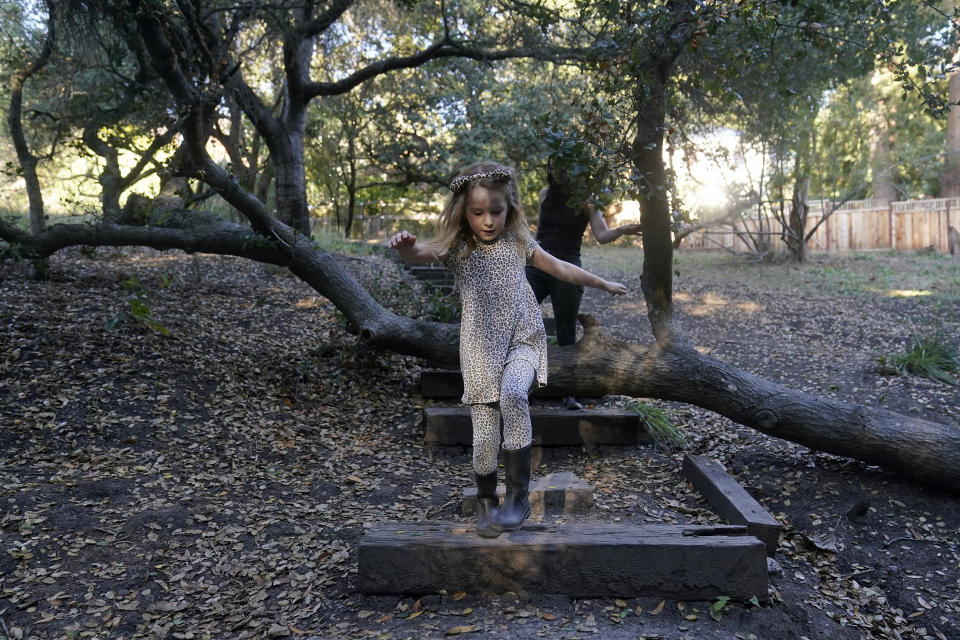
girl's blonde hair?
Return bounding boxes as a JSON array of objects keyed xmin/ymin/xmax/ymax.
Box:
[{"xmin": 426, "ymin": 161, "xmax": 528, "ymax": 261}]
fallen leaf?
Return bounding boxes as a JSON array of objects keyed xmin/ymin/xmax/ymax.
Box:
[
  {"xmin": 445, "ymin": 625, "xmax": 477, "ymax": 635},
  {"xmin": 650, "ymin": 600, "xmax": 665, "ymax": 615},
  {"xmin": 452, "ymin": 590, "xmax": 467, "ymax": 601}
]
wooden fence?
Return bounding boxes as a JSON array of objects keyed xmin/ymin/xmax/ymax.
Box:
[
  {"xmin": 317, "ymin": 198, "xmax": 960, "ymax": 255},
  {"xmin": 677, "ymin": 197, "xmax": 960, "ymax": 254}
]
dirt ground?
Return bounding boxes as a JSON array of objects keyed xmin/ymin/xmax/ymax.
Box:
[{"xmin": 0, "ymin": 245, "xmax": 958, "ymax": 640}]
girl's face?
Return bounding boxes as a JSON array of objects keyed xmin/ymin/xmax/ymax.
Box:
[{"xmin": 464, "ymin": 185, "xmax": 508, "ymax": 242}]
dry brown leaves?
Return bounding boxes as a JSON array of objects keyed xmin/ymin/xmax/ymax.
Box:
[{"xmin": 0, "ymin": 246, "xmax": 957, "ymax": 640}]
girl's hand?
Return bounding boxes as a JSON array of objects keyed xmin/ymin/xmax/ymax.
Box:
[
  {"xmin": 604, "ymin": 280, "xmax": 628, "ymax": 296},
  {"xmin": 619, "ymin": 224, "xmax": 643, "ymax": 236},
  {"xmin": 388, "ymin": 230, "xmax": 417, "ymax": 249}
]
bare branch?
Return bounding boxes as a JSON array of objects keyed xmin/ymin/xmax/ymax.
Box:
[{"xmin": 305, "ymin": 42, "xmax": 582, "ymax": 98}]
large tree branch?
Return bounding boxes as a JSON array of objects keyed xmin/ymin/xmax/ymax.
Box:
[
  {"xmin": 545, "ymin": 318, "xmax": 960, "ymax": 494},
  {"xmin": 305, "ymin": 42, "xmax": 581, "ymax": 98},
  {"xmin": 301, "ymin": 0, "xmax": 354, "ymax": 38},
  {"xmin": 0, "ymin": 215, "xmax": 288, "ymax": 265}
]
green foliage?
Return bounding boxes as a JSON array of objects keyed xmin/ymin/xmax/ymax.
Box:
[
  {"xmin": 0, "ymin": 241, "xmax": 27, "ymax": 261},
  {"xmin": 422, "ymin": 284, "xmax": 459, "ymax": 323},
  {"xmin": 105, "ymin": 276, "xmax": 171, "ymax": 336},
  {"xmin": 813, "ymin": 72, "xmax": 947, "ymax": 201},
  {"xmin": 241, "ymin": 233, "xmax": 281, "ymax": 252},
  {"xmin": 624, "ymin": 399, "xmax": 686, "ymax": 449},
  {"xmin": 879, "ymin": 328, "xmax": 958, "ymax": 385},
  {"xmin": 710, "ymin": 595, "xmax": 731, "ymax": 621}
]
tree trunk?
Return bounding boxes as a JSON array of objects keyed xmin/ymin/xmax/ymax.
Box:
[
  {"xmin": 272, "ymin": 136, "xmax": 311, "ymax": 235},
  {"xmin": 7, "ymin": 0, "xmax": 55, "ymax": 280},
  {"xmin": 870, "ymin": 118, "xmax": 897, "ymax": 202},
  {"xmin": 631, "ymin": 72, "xmax": 676, "ymax": 341},
  {"xmin": 785, "ymin": 176, "xmax": 809, "ymax": 262},
  {"xmin": 345, "ymin": 136, "xmax": 357, "ymax": 238},
  {"xmin": 942, "ymin": 59, "xmax": 960, "ymax": 197}
]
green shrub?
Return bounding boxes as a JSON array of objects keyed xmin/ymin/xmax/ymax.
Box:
[
  {"xmin": 879, "ymin": 329, "xmax": 958, "ymax": 385},
  {"xmin": 624, "ymin": 399, "xmax": 686, "ymax": 449}
]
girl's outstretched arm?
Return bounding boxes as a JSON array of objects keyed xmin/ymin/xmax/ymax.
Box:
[
  {"xmin": 388, "ymin": 230, "xmax": 438, "ymax": 264},
  {"xmin": 530, "ymin": 247, "xmax": 627, "ymax": 295}
]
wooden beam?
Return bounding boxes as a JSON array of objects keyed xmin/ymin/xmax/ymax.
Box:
[
  {"xmin": 681, "ymin": 454, "xmax": 782, "ymax": 555},
  {"xmin": 423, "ymin": 406, "xmax": 652, "ymax": 446},
  {"xmin": 358, "ymin": 522, "xmax": 768, "ymax": 600}
]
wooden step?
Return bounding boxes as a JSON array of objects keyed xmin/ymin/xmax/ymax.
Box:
[
  {"xmin": 423, "ymin": 406, "xmax": 651, "ymax": 446},
  {"xmin": 358, "ymin": 522, "xmax": 768, "ymax": 600},
  {"xmin": 408, "ymin": 265, "xmax": 446, "ymax": 276},
  {"xmin": 421, "ymin": 282, "xmax": 456, "ymax": 296},
  {"xmin": 413, "ymin": 273, "xmax": 455, "ymax": 285},
  {"xmin": 419, "ymin": 369, "xmax": 464, "ymax": 398},
  {"xmin": 682, "ymin": 454, "xmax": 782, "ymax": 555},
  {"xmin": 461, "ymin": 471, "xmax": 593, "ymax": 516},
  {"xmin": 420, "ymin": 369, "xmax": 563, "ymax": 399}
]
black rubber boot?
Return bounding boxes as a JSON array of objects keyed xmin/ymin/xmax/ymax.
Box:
[
  {"xmin": 492, "ymin": 445, "xmax": 531, "ymax": 532},
  {"xmin": 475, "ymin": 471, "xmax": 501, "ymax": 538}
]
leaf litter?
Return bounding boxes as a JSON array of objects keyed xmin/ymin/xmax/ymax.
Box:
[{"xmin": 0, "ymin": 246, "xmax": 957, "ymax": 639}]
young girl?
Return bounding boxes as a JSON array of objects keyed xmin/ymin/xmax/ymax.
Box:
[{"xmin": 389, "ymin": 161, "xmax": 627, "ymax": 538}]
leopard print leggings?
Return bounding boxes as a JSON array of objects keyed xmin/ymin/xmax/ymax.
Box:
[{"xmin": 470, "ymin": 359, "xmax": 535, "ymax": 475}]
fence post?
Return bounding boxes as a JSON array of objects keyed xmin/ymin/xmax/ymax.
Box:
[
  {"xmin": 946, "ymin": 200, "xmax": 951, "ymax": 253},
  {"xmin": 888, "ymin": 201, "xmax": 894, "ymax": 250},
  {"xmin": 824, "ymin": 200, "xmax": 831, "ymax": 251}
]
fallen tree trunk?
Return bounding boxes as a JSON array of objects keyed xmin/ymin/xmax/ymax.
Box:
[
  {"xmin": 3, "ymin": 215, "xmax": 957, "ymax": 493},
  {"xmin": 545, "ymin": 316, "xmax": 960, "ymax": 493}
]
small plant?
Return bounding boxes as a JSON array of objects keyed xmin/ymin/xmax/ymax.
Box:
[
  {"xmin": 710, "ymin": 595, "xmax": 730, "ymax": 621},
  {"xmin": 105, "ymin": 276, "xmax": 170, "ymax": 335},
  {"xmin": 0, "ymin": 241, "xmax": 26, "ymax": 261},
  {"xmin": 423, "ymin": 284, "xmax": 459, "ymax": 323},
  {"xmin": 878, "ymin": 328, "xmax": 958, "ymax": 385},
  {"xmin": 624, "ymin": 399, "xmax": 686, "ymax": 449}
]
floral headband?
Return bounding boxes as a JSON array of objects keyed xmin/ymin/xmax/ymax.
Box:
[{"xmin": 448, "ymin": 168, "xmax": 512, "ymax": 193}]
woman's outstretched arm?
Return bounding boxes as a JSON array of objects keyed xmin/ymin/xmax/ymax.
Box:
[{"xmin": 588, "ymin": 204, "xmax": 642, "ymax": 244}]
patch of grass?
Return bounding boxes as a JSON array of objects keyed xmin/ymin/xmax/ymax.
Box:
[
  {"xmin": 878, "ymin": 329, "xmax": 958, "ymax": 385},
  {"xmin": 624, "ymin": 399, "xmax": 686, "ymax": 449},
  {"xmin": 311, "ymin": 228, "xmax": 373, "ymax": 255}
]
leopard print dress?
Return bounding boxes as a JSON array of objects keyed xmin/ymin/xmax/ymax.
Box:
[{"xmin": 442, "ymin": 231, "xmax": 548, "ymax": 405}]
